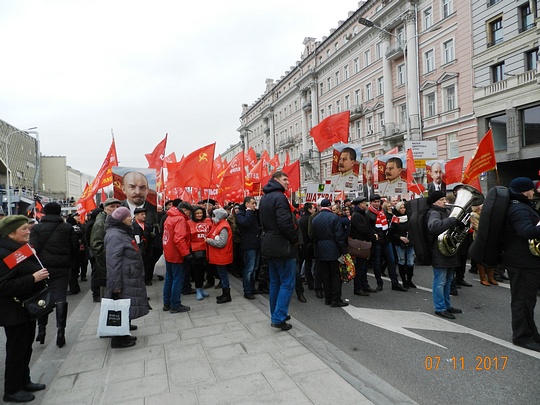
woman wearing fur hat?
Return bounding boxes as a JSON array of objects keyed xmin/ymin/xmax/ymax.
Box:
[
  {"xmin": 205, "ymin": 208, "xmax": 233, "ymax": 304},
  {"xmin": 104, "ymin": 207, "xmax": 149, "ymax": 348},
  {"xmin": 29, "ymin": 202, "xmax": 79, "ymax": 348},
  {"xmin": 0, "ymin": 216, "xmax": 49, "ymax": 403}
]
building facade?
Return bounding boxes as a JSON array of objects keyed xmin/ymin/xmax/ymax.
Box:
[
  {"xmin": 238, "ymin": 0, "xmax": 483, "ymax": 198},
  {"xmin": 40, "ymin": 155, "xmax": 93, "ymax": 204}
]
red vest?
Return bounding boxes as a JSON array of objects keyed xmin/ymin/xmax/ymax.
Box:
[
  {"xmin": 207, "ymin": 220, "xmax": 233, "ymax": 265},
  {"xmin": 189, "ymin": 218, "xmax": 211, "ymax": 252}
]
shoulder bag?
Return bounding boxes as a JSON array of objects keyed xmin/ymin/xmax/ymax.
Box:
[{"xmin": 347, "ymin": 238, "xmax": 372, "ymax": 259}]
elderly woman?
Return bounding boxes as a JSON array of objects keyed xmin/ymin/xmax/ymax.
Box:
[
  {"xmin": 0, "ymin": 216, "xmax": 49, "ymax": 403},
  {"xmin": 206, "ymin": 208, "xmax": 233, "ymax": 304},
  {"xmin": 104, "ymin": 207, "xmax": 149, "ymax": 349}
]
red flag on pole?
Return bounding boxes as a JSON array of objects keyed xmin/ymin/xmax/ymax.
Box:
[
  {"xmin": 462, "ymin": 129, "xmax": 497, "ymax": 184},
  {"xmin": 284, "ymin": 152, "xmax": 291, "ymax": 167},
  {"xmin": 282, "ymin": 160, "xmax": 300, "ymax": 192},
  {"xmin": 3, "ymin": 243, "xmax": 34, "ymax": 269},
  {"xmin": 217, "ymin": 151, "xmax": 245, "ymax": 204},
  {"xmin": 269, "ymin": 153, "xmax": 280, "ymax": 169},
  {"xmin": 245, "ymin": 147, "xmax": 257, "ymax": 170},
  {"xmin": 145, "ymin": 134, "xmax": 168, "ymax": 169},
  {"xmin": 445, "ymin": 156, "xmax": 464, "ymax": 184},
  {"xmin": 406, "ymin": 149, "xmax": 425, "ymax": 194},
  {"xmin": 167, "ymin": 143, "xmax": 216, "ymax": 189},
  {"xmin": 310, "ymin": 111, "xmax": 350, "ymax": 152}
]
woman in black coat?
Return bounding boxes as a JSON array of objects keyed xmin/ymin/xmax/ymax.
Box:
[{"xmin": 0, "ymin": 216, "xmax": 49, "ymax": 403}]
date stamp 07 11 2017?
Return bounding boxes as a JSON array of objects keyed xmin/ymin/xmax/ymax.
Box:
[{"xmin": 424, "ymin": 356, "xmax": 508, "ymax": 371}]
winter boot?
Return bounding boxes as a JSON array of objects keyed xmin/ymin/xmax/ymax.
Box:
[
  {"xmin": 487, "ymin": 268, "xmax": 499, "ymax": 285},
  {"xmin": 397, "ymin": 264, "xmax": 408, "ymax": 289},
  {"xmin": 196, "ymin": 288, "xmax": 204, "ymax": 301},
  {"xmin": 216, "ymin": 288, "xmax": 231, "ymax": 304},
  {"xmin": 35, "ymin": 314, "xmax": 49, "ymax": 344},
  {"xmin": 478, "ymin": 265, "xmax": 490, "ymax": 286},
  {"xmin": 55, "ymin": 302, "xmax": 68, "ymax": 348},
  {"xmin": 406, "ymin": 266, "xmax": 417, "ymax": 288}
]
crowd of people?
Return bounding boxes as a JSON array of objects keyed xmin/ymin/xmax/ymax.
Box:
[{"xmin": 0, "ymin": 172, "xmax": 539, "ymax": 402}]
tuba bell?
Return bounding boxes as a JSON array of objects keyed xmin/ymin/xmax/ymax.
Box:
[{"xmin": 437, "ymin": 185, "xmax": 485, "ymax": 257}]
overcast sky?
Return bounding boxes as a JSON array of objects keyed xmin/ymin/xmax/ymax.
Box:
[{"xmin": 0, "ymin": 0, "xmax": 361, "ymax": 176}]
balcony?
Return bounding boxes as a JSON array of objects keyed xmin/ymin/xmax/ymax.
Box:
[
  {"xmin": 475, "ymin": 69, "xmax": 537, "ymax": 99},
  {"xmin": 385, "ymin": 44, "xmax": 404, "ymax": 60},
  {"xmin": 279, "ymin": 136, "xmax": 297, "ymax": 149},
  {"xmin": 302, "ymin": 102, "xmax": 312, "ymax": 112},
  {"xmin": 349, "ymin": 104, "xmax": 363, "ymax": 118}
]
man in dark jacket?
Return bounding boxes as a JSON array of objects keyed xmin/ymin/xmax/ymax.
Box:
[
  {"xmin": 427, "ymin": 191, "xmax": 462, "ymax": 320},
  {"xmin": 298, "ymin": 203, "xmax": 316, "ymax": 290},
  {"xmin": 350, "ymin": 197, "xmax": 377, "ymax": 295},
  {"xmin": 132, "ymin": 207, "xmax": 154, "ymax": 286},
  {"xmin": 502, "ymin": 177, "xmax": 540, "ymax": 352},
  {"xmin": 311, "ymin": 199, "xmax": 348, "ymax": 307},
  {"xmin": 259, "ymin": 171, "xmax": 298, "ymax": 331},
  {"xmin": 236, "ymin": 196, "xmax": 261, "ymax": 299}
]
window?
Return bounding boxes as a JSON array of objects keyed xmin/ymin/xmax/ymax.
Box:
[
  {"xmin": 443, "ymin": 39, "xmax": 455, "ymax": 64},
  {"xmin": 425, "ymin": 93, "xmax": 436, "ymax": 117},
  {"xmin": 344, "ymin": 64, "xmax": 349, "ymax": 80},
  {"xmin": 320, "ymin": 83, "xmax": 324, "ymax": 96},
  {"xmin": 367, "ymin": 117, "xmax": 373, "ymax": 133},
  {"xmin": 326, "ymin": 49, "xmax": 330, "ymax": 58},
  {"xmin": 345, "ymin": 95, "xmax": 350, "ymax": 110},
  {"xmin": 526, "ymin": 48, "xmax": 539, "ymax": 71},
  {"xmin": 488, "ymin": 114, "xmax": 508, "ymax": 151},
  {"xmin": 365, "ymin": 83, "xmax": 372, "ymax": 101},
  {"xmin": 320, "ymin": 108, "xmax": 325, "ymax": 119},
  {"xmin": 522, "ymin": 106, "xmax": 540, "ymax": 146},
  {"xmin": 355, "ymin": 121, "xmax": 362, "ymax": 140},
  {"xmin": 377, "ymin": 77, "xmax": 384, "ymax": 96},
  {"xmin": 491, "ymin": 62, "xmax": 505, "ymax": 82},
  {"xmin": 396, "ymin": 26, "xmax": 405, "ymax": 45},
  {"xmin": 328, "ymin": 105, "xmax": 333, "ymax": 116},
  {"xmin": 376, "ymin": 42, "xmax": 383, "ymax": 60},
  {"xmin": 489, "ymin": 17, "xmax": 503, "ymax": 47},
  {"xmin": 424, "ymin": 7, "xmax": 433, "ymax": 29},
  {"xmin": 335, "ymin": 42, "xmax": 339, "ymax": 51},
  {"xmin": 397, "ymin": 64, "xmax": 406, "ymax": 85},
  {"xmin": 335, "ymin": 71, "xmax": 340, "ymax": 86},
  {"xmin": 520, "ymin": 3, "xmax": 534, "ymax": 32},
  {"xmin": 327, "ymin": 77, "xmax": 331, "ymax": 90},
  {"xmin": 355, "ymin": 89, "xmax": 361, "ymax": 105},
  {"xmin": 425, "ymin": 49, "xmax": 435, "ymax": 73},
  {"xmin": 445, "ymin": 85, "xmax": 456, "ymax": 111},
  {"xmin": 364, "ymin": 49, "xmax": 371, "ymax": 66},
  {"xmin": 442, "ymin": 0, "xmax": 453, "ymax": 18},
  {"xmin": 336, "ymin": 100, "xmax": 341, "ymax": 113},
  {"xmin": 378, "ymin": 113, "xmax": 385, "ymax": 130},
  {"xmin": 399, "ymin": 104, "xmax": 407, "ymax": 124},
  {"xmin": 354, "ymin": 58, "xmax": 360, "ymax": 74},
  {"xmin": 447, "ymin": 134, "xmax": 459, "ymax": 158}
]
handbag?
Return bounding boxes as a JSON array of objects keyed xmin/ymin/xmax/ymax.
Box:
[
  {"xmin": 261, "ymin": 232, "xmax": 291, "ymax": 259},
  {"xmin": 97, "ymin": 298, "xmax": 131, "ymax": 337},
  {"xmin": 17, "ymin": 286, "xmax": 55, "ymax": 320},
  {"xmin": 347, "ymin": 239, "xmax": 372, "ymax": 259}
]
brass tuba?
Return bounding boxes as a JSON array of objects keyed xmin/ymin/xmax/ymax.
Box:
[
  {"xmin": 529, "ymin": 238, "xmax": 540, "ymax": 256},
  {"xmin": 437, "ymin": 185, "xmax": 485, "ymax": 257}
]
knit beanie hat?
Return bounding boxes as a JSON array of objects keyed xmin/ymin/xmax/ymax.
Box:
[
  {"xmin": 427, "ymin": 190, "xmax": 446, "ymax": 205},
  {"xmin": 44, "ymin": 202, "xmax": 62, "ymax": 215},
  {"xmin": 509, "ymin": 177, "xmax": 535, "ymax": 193},
  {"xmin": 0, "ymin": 215, "xmax": 29, "ymax": 237},
  {"xmin": 111, "ymin": 207, "xmax": 131, "ymax": 222}
]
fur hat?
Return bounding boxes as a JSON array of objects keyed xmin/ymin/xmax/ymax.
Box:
[
  {"xmin": 427, "ymin": 190, "xmax": 446, "ymax": 205},
  {"xmin": 111, "ymin": 207, "xmax": 131, "ymax": 222},
  {"xmin": 509, "ymin": 177, "xmax": 535, "ymax": 193},
  {"xmin": 0, "ymin": 215, "xmax": 29, "ymax": 237},
  {"xmin": 44, "ymin": 202, "xmax": 62, "ymax": 215}
]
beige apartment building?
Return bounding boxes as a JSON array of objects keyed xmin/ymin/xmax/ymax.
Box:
[{"xmin": 238, "ymin": 0, "xmax": 478, "ymax": 196}]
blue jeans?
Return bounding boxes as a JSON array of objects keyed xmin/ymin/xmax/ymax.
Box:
[
  {"xmin": 268, "ymin": 258, "xmax": 296, "ymax": 324},
  {"xmin": 395, "ymin": 245, "xmax": 415, "ymax": 266},
  {"xmin": 432, "ymin": 267, "xmax": 453, "ymax": 312},
  {"xmin": 216, "ymin": 265, "xmax": 230, "ymax": 289},
  {"xmin": 163, "ymin": 261, "xmax": 185, "ymax": 309},
  {"xmin": 373, "ymin": 242, "xmax": 399, "ymax": 286},
  {"xmin": 243, "ymin": 249, "xmax": 260, "ymax": 294}
]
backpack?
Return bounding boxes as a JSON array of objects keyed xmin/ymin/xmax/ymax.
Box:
[
  {"xmin": 469, "ymin": 186, "xmax": 510, "ymax": 267},
  {"xmin": 407, "ymin": 197, "xmax": 434, "ymax": 266}
]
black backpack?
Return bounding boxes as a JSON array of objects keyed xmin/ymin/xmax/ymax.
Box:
[
  {"xmin": 407, "ymin": 197, "xmax": 435, "ymax": 266},
  {"xmin": 469, "ymin": 186, "xmax": 510, "ymax": 267}
]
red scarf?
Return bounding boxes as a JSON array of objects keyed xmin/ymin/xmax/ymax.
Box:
[{"xmin": 368, "ymin": 205, "xmax": 388, "ymax": 230}]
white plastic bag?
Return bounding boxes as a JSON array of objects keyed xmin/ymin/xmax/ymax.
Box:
[
  {"xmin": 153, "ymin": 254, "xmax": 166, "ymax": 277},
  {"xmin": 97, "ymin": 298, "xmax": 131, "ymax": 337}
]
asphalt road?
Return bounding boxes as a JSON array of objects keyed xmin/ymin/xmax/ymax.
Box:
[{"xmin": 287, "ymin": 264, "xmax": 540, "ymax": 405}]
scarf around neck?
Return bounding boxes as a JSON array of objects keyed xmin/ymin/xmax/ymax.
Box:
[{"xmin": 368, "ymin": 205, "xmax": 388, "ymax": 230}]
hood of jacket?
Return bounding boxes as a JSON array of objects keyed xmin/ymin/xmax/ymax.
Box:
[{"xmin": 263, "ymin": 178, "xmax": 285, "ymax": 195}]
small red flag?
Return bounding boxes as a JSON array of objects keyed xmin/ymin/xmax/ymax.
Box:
[
  {"xmin": 3, "ymin": 243, "xmax": 34, "ymax": 270},
  {"xmin": 284, "ymin": 152, "xmax": 290, "ymax": 167},
  {"xmin": 245, "ymin": 147, "xmax": 257, "ymax": 170},
  {"xmin": 310, "ymin": 111, "xmax": 350, "ymax": 152},
  {"xmin": 145, "ymin": 134, "xmax": 168, "ymax": 169},
  {"xmin": 282, "ymin": 160, "xmax": 301, "ymax": 193},
  {"xmin": 462, "ymin": 129, "xmax": 497, "ymax": 184},
  {"xmin": 406, "ymin": 149, "xmax": 425, "ymax": 195},
  {"xmin": 269, "ymin": 153, "xmax": 280, "ymax": 169},
  {"xmin": 445, "ymin": 156, "xmax": 464, "ymax": 184},
  {"xmin": 168, "ymin": 143, "xmax": 216, "ymax": 189}
]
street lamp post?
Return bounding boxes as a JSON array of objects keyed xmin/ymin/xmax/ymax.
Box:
[{"xmin": 3, "ymin": 127, "xmax": 38, "ymax": 215}]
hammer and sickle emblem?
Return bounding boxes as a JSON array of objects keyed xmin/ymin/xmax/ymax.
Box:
[{"xmin": 199, "ymin": 153, "xmax": 208, "ymax": 162}]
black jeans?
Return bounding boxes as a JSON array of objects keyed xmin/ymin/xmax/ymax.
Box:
[
  {"xmin": 318, "ymin": 259, "xmax": 342, "ymax": 303},
  {"xmin": 507, "ymin": 266, "xmax": 540, "ymax": 344},
  {"xmin": 4, "ymin": 320, "xmax": 36, "ymax": 394}
]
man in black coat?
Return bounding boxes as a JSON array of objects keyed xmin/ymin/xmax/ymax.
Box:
[
  {"xmin": 298, "ymin": 203, "xmax": 316, "ymax": 290},
  {"xmin": 132, "ymin": 207, "xmax": 154, "ymax": 286},
  {"xmin": 259, "ymin": 171, "xmax": 298, "ymax": 331},
  {"xmin": 235, "ymin": 196, "xmax": 261, "ymax": 299},
  {"xmin": 502, "ymin": 177, "xmax": 540, "ymax": 352},
  {"xmin": 311, "ymin": 199, "xmax": 348, "ymax": 307},
  {"xmin": 350, "ymin": 197, "xmax": 377, "ymax": 295}
]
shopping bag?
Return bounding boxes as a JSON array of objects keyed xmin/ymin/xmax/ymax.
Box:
[
  {"xmin": 97, "ymin": 298, "xmax": 131, "ymax": 337},
  {"xmin": 153, "ymin": 254, "xmax": 166, "ymax": 277}
]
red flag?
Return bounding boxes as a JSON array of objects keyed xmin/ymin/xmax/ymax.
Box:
[
  {"xmin": 469, "ymin": 176, "xmax": 482, "ymax": 191},
  {"xmin": 34, "ymin": 199, "xmax": 44, "ymax": 220},
  {"xmin": 406, "ymin": 149, "xmax": 425, "ymax": 194},
  {"xmin": 260, "ymin": 150, "xmax": 270, "ymax": 164},
  {"xmin": 75, "ymin": 182, "xmax": 97, "ymax": 220},
  {"xmin": 282, "ymin": 160, "xmax": 301, "ymax": 193},
  {"xmin": 164, "ymin": 152, "xmax": 177, "ymax": 166},
  {"xmin": 3, "ymin": 243, "xmax": 34, "ymax": 269},
  {"xmin": 145, "ymin": 134, "xmax": 168, "ymax": 169},
  {"xmin": 462, "ymin": 129, "xmax": 497, "ymax": 184},
  {"xmin": 168, "ymin": 143, "xmax": 216, "ymax": 189},
  {"xmin": 101, "ymin": 189, "xmax": 106, "ymax": 204},
  {"xmin": 310, "ymin": 111, "xmax": 350, "ymax": 152},
  {"xmin": 385, "ymin": 146, "xmax": 399, "ymax": 155},
  {"xmin": 95, "ymin": 139, "xmax": 118, "ymax": 191},
  {"xmin": 245, "ymin": 147, "xmax": 257, "ymax": 170},
  {"xmin": 445, "ymin": 156, "xmax": 464, "ymax": 184},
  {"xmin": 269, "ymin": 153, "xmax": 280, "ymax": 168},
  {"xmin": 217, "ymin": 151, "xmax": 245, "ymax": 204},
  {"xmin": 284, "ymin": 152, "xmax": 290, "ymax": 167}
]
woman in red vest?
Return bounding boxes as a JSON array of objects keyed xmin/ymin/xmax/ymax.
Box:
[
  {"xmin": 188, "ymin": 206, "xmax": 212, "ymax": 300},
  {"xmin": 206, "ymin": 208, "xmax": 233, "ymax": 304}
]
